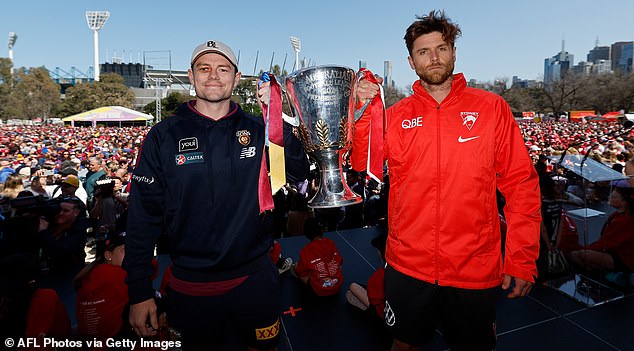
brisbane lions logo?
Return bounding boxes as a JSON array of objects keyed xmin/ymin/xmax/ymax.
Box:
[{"xmin": 460, "ymin": 112, "xmax": 479, "ymax": 130}]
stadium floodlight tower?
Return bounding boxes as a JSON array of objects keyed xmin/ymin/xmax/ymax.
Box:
[
  {"xmin": 85, "ymin": 11, "xmax": 110, "ymax": 82},
  {"xmin": 8, "ymin": 32, "xmax": 17, "ymax": 75},
  {"xmin": 290, "ymin": 36, "xmax": 301, "ymax": 71}
]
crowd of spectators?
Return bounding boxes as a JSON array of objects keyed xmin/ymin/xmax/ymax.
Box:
[
  {"xmin": 0, "ymin": 119, "xmax": 631, "ymax": 344},
  {"xmin": 519, "ymin": 120, "xmax": 633, "ymax": 168}
]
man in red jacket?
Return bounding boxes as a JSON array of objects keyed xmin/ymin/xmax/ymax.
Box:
[{"xmin": 355, "ymin": 10, "xmax": 541, "ymax": 351}]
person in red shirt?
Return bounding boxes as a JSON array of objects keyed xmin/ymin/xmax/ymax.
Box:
[
  {"xmin": 293, "ymin": 218, "xmax": 344, "ymax": 296},
  {"xmin": 346, "ymin": 228, "xmax": 387, "ymax": 320},
  {"xmin": 571, "ymin": 186, "xmax": 634, "ymax": 272},
  {"xmin": 74, "ymin": 231, "xmax": 131, "ymax": 340},
  {"xmin": 0, "ymin": 253, "xmax": 70, "ymax": 346}
]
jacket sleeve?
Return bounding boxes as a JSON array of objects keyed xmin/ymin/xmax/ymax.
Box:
[
  {"xmin": 494, "ymin": 98, "xmax": 541, "ymax": 283},
  {"xmin": 122, "ymin": 127, "xmax": 166, "ymax": 304}
]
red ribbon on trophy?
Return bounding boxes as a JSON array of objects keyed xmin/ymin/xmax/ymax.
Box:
[
  {"xmin": 258, "ymin": 73, "xmax": 286, "ymax": 213},
  {"xmin": 351, "ymin": 68, "xmax": 385, "ymax": 183}
]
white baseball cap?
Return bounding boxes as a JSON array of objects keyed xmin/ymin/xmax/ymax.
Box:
[{"xmin": 190, "ymin": 40, "xmax": 238, "ymax": 69}]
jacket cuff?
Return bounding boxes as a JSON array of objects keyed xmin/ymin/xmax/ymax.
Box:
[
  {"xmin": 127, "ymin": 278, "xmax": 155, "ymax": 305},
  {"xmin": 503, "ymin": 262, "xmax": 537, "ymax": 284}
]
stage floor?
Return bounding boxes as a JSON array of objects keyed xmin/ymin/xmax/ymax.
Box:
[
  {"xmin": 274, "ymin": 227, "xmax": 634, "ymax": 351},
  {"xmin": 43, "ymin": 226, "xmax": 633, "ymax": 351}
]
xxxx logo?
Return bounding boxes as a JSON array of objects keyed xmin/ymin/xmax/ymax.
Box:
[{"xmin": 255, "ymin": 319, "xmax": 280, "ymax": 340}]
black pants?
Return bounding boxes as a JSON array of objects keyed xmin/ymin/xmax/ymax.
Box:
[
  {"xmin": 167, "ymin": 262, "xmax": 281, "ymax": 351},
  {"xmin": 384, "ymin": 265, "xmax": 497, "ymax": 351}
]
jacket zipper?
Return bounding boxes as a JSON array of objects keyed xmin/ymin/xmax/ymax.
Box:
[{"xmin": 435, "ymin": 103, "xmax": 441, "ymax": 284}]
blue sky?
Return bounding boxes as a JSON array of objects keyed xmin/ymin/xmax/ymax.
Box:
[{"xmin": 2, "ymin": 0, "xmax": 633, "ymax": 91}]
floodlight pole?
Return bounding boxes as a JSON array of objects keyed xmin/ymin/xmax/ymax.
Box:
[
  {"xmin": 86, "ymin": 11, "xmax": 110, "ymax": 82},
  {"xmin": 290, "ymin": 36, "xmax": 301, "ymax": 72},
  {"xmin": 8, "ymin": 32, "xmax": 17, "ymax": 76}
]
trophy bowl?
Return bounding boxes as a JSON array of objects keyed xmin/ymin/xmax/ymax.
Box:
[{"xmin": 285, "ymin": 65, "xmax": 362, "ymax": 208}]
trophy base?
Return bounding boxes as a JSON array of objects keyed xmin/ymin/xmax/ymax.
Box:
[
  {"xmin": 308, "ymin": 193, "xmax": 362, "ymax": 209},
  {"xmin": 308, "ymin": 149, "xmax": 362, "ymax": 208}
]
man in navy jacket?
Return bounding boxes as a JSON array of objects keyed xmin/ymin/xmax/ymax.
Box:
[{"xmin": 123, "ymin": 40, "xmax": 307, "ymax": 350}]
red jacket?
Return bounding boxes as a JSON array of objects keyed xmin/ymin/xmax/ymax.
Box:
[
  {"xmin": 367, "ymin": 267, "xmax": 385, "ymax": 318},
  {"xmin": 587, "ymin": 212, "xmax": 634, "ymax": 270},
  {"xmin": 76, "ymin": 264, "xmax": 128, "ymax": 338},
  {"xmin": 295, "ymin": 237, "xmax": 344, "ymax": 296},
  {"xmin": 25, "ymin": 288, "xmax": 71, "ymax": 339},
  {"xmin": 356, "ymin": 74, "xmax": 541, "ymax": 289}
]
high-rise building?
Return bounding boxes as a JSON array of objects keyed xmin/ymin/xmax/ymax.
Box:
[
  {"xmin": 611, "ymin": 41, "xmax": 634, "ymax": 73},
  {"xmin": 383, "ymin": 60, "xmax": 393, "ymax": 88},
  {"xmin": 359, "ymin": 60, "xmax": 367, "ymax": 70},
  {"xmin": 587, "ymin": 46, "xmax": 610, "ymax": 63},
  {"xmin": 544, "ymin": 46, "xmax": 573, "ymax": 85}
]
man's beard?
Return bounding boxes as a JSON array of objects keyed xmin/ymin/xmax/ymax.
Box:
[{"xmin": 419, "ymin": 62, "xmax": 454, "ymax": 85}]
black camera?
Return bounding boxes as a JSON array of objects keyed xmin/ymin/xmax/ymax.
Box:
[
  {"xmin": 10, "ymin": 195, "xmax": 62, "ymax": 221},
  {"xmin": 94, "ymin": 178, "xmax": 115, "ymax": 198}
]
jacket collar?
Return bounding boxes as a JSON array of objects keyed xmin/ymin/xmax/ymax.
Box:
[
  {"xmin": 179, "ymin": 100, "xmax": 241, "ymax": 122},
  {"xmin": 411, "ymin": 73, "xmax": 467, "ymax": 106}
]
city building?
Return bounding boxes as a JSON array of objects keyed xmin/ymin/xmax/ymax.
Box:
[
  {"xmin": 511, "ymin": 76, "xmax": 540, "ymax": 89},
  {"xmin": 383, "ymin": 60, "xmax": 393, "ymax": 88},
  {"xmin": 587, "ymin": 44, "xmax": 610, "ymax": 63},
  {"xmin": 611, "ymin": 41, "xmax": 634, "ymax": 73},
  {"xmin": 544, "ymin": 41, "xmax": 574, "ymax": 85}
]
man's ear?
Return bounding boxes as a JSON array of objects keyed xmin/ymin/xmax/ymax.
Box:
[{"xmin": 104, "ymin": 251, "xmax": 112, "ymax": 262}]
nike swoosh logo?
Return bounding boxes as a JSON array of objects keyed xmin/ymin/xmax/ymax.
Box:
[{"xmin": 458, "ymin": 136, "xmax": 481, "ymax": 143}]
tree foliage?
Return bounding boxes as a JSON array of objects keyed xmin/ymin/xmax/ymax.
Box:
[
  {"xmin": 143, "ymin": 91, "xmax": 191, "ymax": 118},
  {"xmin": 0, "ymin": 58, "xmax": 14, "ymax": 119},
  {"xmin": 233, "ymin": 78, "xmax": 262, "ymax": 116},
  {"xmin": 384, "ymin": 84, "xmax": 407, "ymax": 108},
  {"xmin": 8, "ymin": 67, "xmax": 61, "ymax": 120},
  {"xmin": 58, "ymin": 73, "xmax": 135, "ymax": 117},
  {"xmin": 481, "ymin": 71, "xmax": 634, "ymax": 116}
]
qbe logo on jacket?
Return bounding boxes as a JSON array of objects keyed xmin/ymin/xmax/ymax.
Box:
[{"xmin": 175, "ymin": 152, "xmax": 204, "ymax": 165}]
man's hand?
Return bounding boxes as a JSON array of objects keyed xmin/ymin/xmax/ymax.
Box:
[
  {"xmin": 502, "ymin": 274, "xmax": 533, "ymax": 299},
  {"xmin": 256, "ymin": 80, "xmax": 271, "ymax": 110},
  {"xmin": 129, "ymin": 298, "xmax": 159, "ymax": 337},
  {"xmin": 356, "ymin": 76, "xmax": 383, "ymax": 103}
]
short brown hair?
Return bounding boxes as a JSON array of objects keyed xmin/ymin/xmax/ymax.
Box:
[{"xmin": 404, "ymin": 10, "xmax": 462, "ymax": 55}]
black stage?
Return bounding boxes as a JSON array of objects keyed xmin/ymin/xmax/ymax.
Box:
[
  {"xmin": 274, "ymin": 227, "xmax": 634, "ymax": 351},
  {"xmin": 44, "ymin": 226, "xmax": 633, "ymax": 351}
]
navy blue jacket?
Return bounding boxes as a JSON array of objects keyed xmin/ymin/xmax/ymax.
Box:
[{"xmin": 123, "ymin": 101, "xmax": 308, "ymax": 304}]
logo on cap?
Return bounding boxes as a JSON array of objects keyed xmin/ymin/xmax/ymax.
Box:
[{"xmin": 207, "ymin": 41, "xmax": 217, "ymax": 48}]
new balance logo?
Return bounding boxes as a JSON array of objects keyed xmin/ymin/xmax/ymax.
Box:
[{"xmin": 240, "ymin": 147, "xmax": 256, "ymax": 159}]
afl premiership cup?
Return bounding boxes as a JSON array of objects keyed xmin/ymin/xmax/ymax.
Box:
[{"xmin": 285, "ymin": 65, "xmax": 362, "ymax": 208}]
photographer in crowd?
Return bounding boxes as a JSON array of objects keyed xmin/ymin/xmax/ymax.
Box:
[{"xmin": 37, "ymin": 196, "xmax": 89, "ymax": 275}]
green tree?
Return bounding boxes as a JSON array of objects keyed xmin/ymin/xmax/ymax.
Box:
[
  {"xmin": 143, "ymin": 91, "xmax": 191, "ymax": 118},
  {"xmin": 0, "ymin": 58, "xmax": 15, "ymax": 120},
  {"xmin": 58, "ymin": 72, "xmax": 135, "ymax": 116},
  {"xmin": 384, "ymin": 84, "xmax": 407, "ymax": 108},
  {"xmin": 57, "ymin": 82, "xmax": 98, "ymax": 116},
  {"xmin": 233, "ymin": 77, "xmax": 262, "ymax": 116},
  {"xmin": 9, "ymin": 66, "xmax": 60, "ymax": 120}
]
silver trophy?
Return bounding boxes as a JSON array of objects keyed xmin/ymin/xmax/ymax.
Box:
[{"xmin": 285, "ymin": 65, "xmax": 362, "ymax": 208}]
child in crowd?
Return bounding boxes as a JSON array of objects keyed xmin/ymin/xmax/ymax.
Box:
[
  {"xmin": 0, "ymin": 253, "xmax": 70, "ymax": 346},
  {"xmin": 73, "ymin": 231, "xmax": 132, "ymax": 340},
  {"xmin": 293, "ymin": 217, "xmax": 344, "ymax": 296},
  {"xmin": 346, "ymin": 229, "xmax": 387, "ymax": 319}
]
